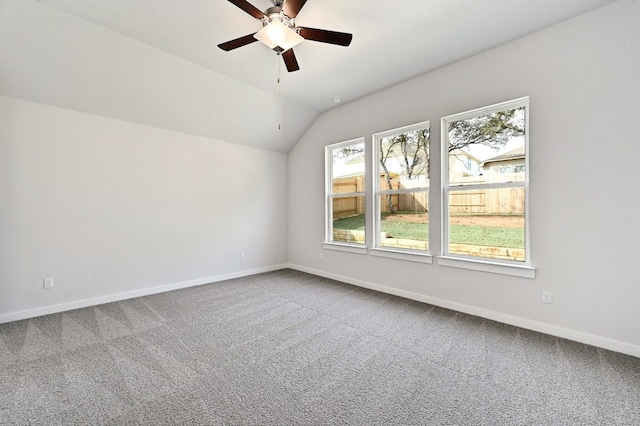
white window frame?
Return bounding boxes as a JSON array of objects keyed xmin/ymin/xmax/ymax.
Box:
[
  {"xmin": 371, "ymin": 121, "xmax": 432, "ymax": 263},
  {"xmin": 439, "ymin": 97, "xmax": 535, "ymax": 278},
  {"xmin": 324, "ymin": 138, "xmax": 367, "ymax": 254}
]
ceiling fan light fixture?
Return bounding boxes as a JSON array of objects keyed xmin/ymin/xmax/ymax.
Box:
[
  {"xmin": 220, "ymin": 0, "xmax": 353, "ymax": 72},
  {"xmin": 254, "ymin": 19, "xmax": 303, "ymax": 52}
]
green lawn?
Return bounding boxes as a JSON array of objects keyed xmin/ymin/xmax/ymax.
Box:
[
  {"xmin": 449, "ymin": 224, "xmax": 523, "ymax": 248},
  {"xmin": 333, "ymin": 213, "xmax": 524, "ymax": 248}
]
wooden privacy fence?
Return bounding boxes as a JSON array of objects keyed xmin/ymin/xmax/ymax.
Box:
[
  {"xmin": 395, "ymin": 178, "xmax": 428, "ymax": 213},
  {"xmin": 449, "ymin": 174, "xmax": 525, "ymax": 215},
  {"xmin": 333, "ymin": 173, "xmax": 525, "ymax": 219},
  {"xmin": 332, "ymin": 176, "xmax": 428, "ymax": 220},
  {"xmin": 449, "ymin": 187, "xmax": 525, "ymax": 214},
  {"xmin": 332, "ymin": 176, "xmax": 366, "ymax": 220}
]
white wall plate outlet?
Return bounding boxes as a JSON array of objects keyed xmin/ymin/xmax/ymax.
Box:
[{"xmin": 44, "ymin": 277, "xmax": 54, "ymax": 289}]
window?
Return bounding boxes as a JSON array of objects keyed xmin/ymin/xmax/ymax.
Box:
[
  {"xmin": 441, "ymin": 98, "xmax": 533, "ymax": 277},
  {"xmin": 373, "ymin": 122, "xmax": 430, "ymax": 259},
  {"xmin": 325, "ymin": 138, "xmax": 366, "ymax": 252}
]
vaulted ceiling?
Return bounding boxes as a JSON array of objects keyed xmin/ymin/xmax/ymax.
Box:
[{"xmin": 0, "ymin": 0, "xmax": 616, "ymax": 152}]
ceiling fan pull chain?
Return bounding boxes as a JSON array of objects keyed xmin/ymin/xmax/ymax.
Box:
[{"xmin": 277, "ymin": 57, "xmax": 282, "ymax": 131}]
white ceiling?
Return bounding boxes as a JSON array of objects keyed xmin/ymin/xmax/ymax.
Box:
[{"xmin": 0, "ymin": 0, "xmax": 616, "ymax": 151}]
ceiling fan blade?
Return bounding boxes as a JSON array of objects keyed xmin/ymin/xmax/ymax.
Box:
[
  {"xmin": 282, "ymin": 0, "xmax": 308, "ymax": 18},
  {"xmin": 218, "ymin": 33, "xmax": 258, "ymax": 51},
  {"xmin": 297, "ymin": 27, "xmax": 353, "ymax": 47},
  {"xmin": 282, "ymin": 49, "xmax": 300, "ymax": 72},
  {"xmin": 228, "ymin": 0, "xmax": 265, "ymax": 19}
]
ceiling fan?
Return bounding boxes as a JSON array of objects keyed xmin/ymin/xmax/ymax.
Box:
[{"xmin": 218, "ymin": 0, "xmax": 353, "ymax": 72}]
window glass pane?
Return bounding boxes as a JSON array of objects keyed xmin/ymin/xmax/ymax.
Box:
[
  {"xmin": 448, "ymin": 107, "xmax": 525, "ymax": 185},
  {"xmin": 378, "ymin": 129, "xmax": 430, "ymax": 186},
  {"xmin": 448, "ymin": 188, "xmax": 525, "ymax": 261},
  {"xmin": 332, "ymin": 175, "xmax": 364, "ymax": 194},
  {"xmin": 327, "ymin": 139, "xmax": 365, "ymax": 246},
  {"xmin": 332, "ymin": 195, "xmax": 365, "ymax": 244},
  {"xmin": 378, "ymin": 193, "xmax": 428, "ymax": 251},
  {"xmin": 331, "ymin": 142, "xmax": 365, "ymax": 191}
]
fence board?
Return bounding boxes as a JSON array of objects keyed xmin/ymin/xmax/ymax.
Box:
[{"xmin": 333, "ymin": 174, "xmax": 522, "ymax": 218}]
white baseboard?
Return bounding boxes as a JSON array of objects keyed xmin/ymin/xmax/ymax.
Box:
[
  {"xmin": 0, "ymin": 264, "xmax": 289, "ymax": 324},
  {"xmin": 287, "ymin": 263, "xmax": 640, "ymax": 359}
]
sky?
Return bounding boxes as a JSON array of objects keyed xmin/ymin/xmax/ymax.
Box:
[{"xmin": 463, "ymin": 136, "xmax": 525, "ymax": 162}]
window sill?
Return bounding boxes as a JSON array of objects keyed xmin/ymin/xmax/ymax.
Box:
[
  {"xmin": 437, "ymin": 255, "xmax": 535, "ymax": 279},
  {"xmin": 370, "ymin": 248, "xmax": 432, "ymax": 264},
  {"xmin": 323, "ymin": 242, "xmax": 367, "ymax": 255}
]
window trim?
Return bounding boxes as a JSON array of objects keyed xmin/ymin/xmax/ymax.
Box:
[
  {"xmin": 437, "ymin": 255, "xmax": 535, "ymax": 278},
  {"xmin": 372, "ymin": 120, "xmax": 431, "ymax": 261},
  {"xmin": 440, "ymin": 97, "xmax": 534, "ymax": 277},
  {"xmin": 325, "ymin": 137, "xmax": 367, "ymax": 251},
  {"xmin": 370, "ymin": 247, "xmax": 432, "ymax": 263},
  {"xmin": 323, "ymin": 242, "xmax": 368, "ymax": 255}
]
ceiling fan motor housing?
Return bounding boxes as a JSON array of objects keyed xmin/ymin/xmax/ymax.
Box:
[
  {"xmin": 265, "ymin": 6, "xmax": 282, "ymax": 18},
  {"xmin": 263, "ymin": 6, "xmax": 295, "ymax": 29}
]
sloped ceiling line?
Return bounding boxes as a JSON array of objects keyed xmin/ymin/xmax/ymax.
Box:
[{"xmin": 0, "ymin": 0, "xmax": 617, "ymax": 152}]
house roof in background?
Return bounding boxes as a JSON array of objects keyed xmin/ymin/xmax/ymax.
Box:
[
  {"xmin": 0, "ymin": 0, "xmax": 617, "ymax": 152},
  {"xmin": 481, "ymin": 147, "xmax": 526, "ymax": 165}
]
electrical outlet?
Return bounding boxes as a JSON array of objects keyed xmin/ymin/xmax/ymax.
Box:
[
  {"xmin": 43, "ymin": 277, "xmax": 54, "ymax": 289},
  {"xmin": 542, "ymin": 290, "xmax": 552, "ymax": 304},
  {"xmin": 240, "ymin": 253, "xmax": 245, "ymax": 261},
  {"xmin": 319, "ymin": 252, "xmax": 323, "ymax": 260}
]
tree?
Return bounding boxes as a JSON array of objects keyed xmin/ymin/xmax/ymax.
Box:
[
  {"xmin": 334, "ymin": 108, "xmax": 525, "ymax": 215},
  {"xmin": 377, "ymin": 107, "xmax": 524, "ymax": 214},
  {"xmin": 333, "ymin": 145, "xmax": 362, "ymax": 160},
  {"xmin": 447, "ymin": 107, "xmax": 525, "ymax": 178},
  {"xmin": 379, "ymin": 129, "xmax": 429, "ymax": 213},
  {"xmin": 448, "ymin": 107, "xmax": 525, "ymax": 153}
]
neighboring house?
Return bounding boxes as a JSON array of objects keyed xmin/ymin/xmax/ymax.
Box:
[
  {"xmin": 328, "ymin": 152, "xmax": 365, "ymax": 181},
  {"xmin": 449, "ymin": 149, "xmax": 482, "ymax": 179},
  {"xmin": 480, "ymin": 147, "xmax": 525, "ymax": 180}
]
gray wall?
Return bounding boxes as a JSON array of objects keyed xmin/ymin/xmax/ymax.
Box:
[
  {"xmin": 288, "ymin": 0, "xmax": 640, "ymax": 356},
  {"xmin": 0, "ymin": 96, "xmax": 288, "ymax": 320}
]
